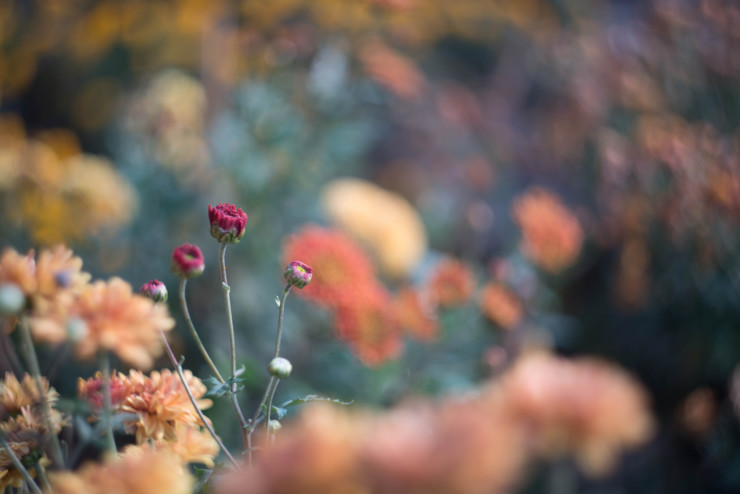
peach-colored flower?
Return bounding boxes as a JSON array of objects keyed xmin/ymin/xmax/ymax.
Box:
[
  {"xmin": 50, "ymin": 448, "xmax": 193, "ymax": 494},
  {"xmin": 0, "ymin": 248, "xmax": 36, "ymax": 295},
  {"xmin": 78, "ymin": 370, "xmax": 136, "ymax": 410},
  {"xmin": 512, "ymin": 187, "xmax": 583, "ymax": 273},
  {"xmin": 501, "ymin": 352, "xmax": 654, "ymax": 477},
  {"xmin": 0, "ymin": 410, "xmax": 51, "ymax": 493},
  {"xmin": 282, "ymin": 226, "xmax": 378, "ymax": 310},
  {"xmin": 334, "ymin": 286, "xmax": 403, "ymax": 366},
  {"xmin": 427, "ymin": 259, "xmax": 475, "ymax": 308},
  {"xmin": 119, "ymin": 369, "xmax": 212, "ymax": 443},
  {"xmin": 478, "ymin": 282, "xmax": 524, "ymax": 330},
  {"xmin": 392, "ymin": 287, "xmax": 438, "ymax": 341},
  {"xmin": 63, "ymin": 278, "xmax": 174, "ymax": 369}
]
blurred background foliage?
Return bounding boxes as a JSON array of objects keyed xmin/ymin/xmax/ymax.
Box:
[{"xmin": 1, "ymin": 0, "xmax": 740, "ymax": 492}]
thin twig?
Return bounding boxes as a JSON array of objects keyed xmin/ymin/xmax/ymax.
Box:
[
  {"xmin": 160, "ymin": 332, "xmax": 240, "ymax": 469},
  {"xmin": 246, "ymin": 376, "xmax": 275, "ymax": 466},
  {"xmin": 0, "ymin": 436, "xmax": 43, "ymax": 494},
  {"xmin": 217, "ymin": 244, "xmax": 250, "ymax": 448},
  {"xmin": 179, "ymin": 279, "xmax": 224, "ymax": 383},
  {"xmin": 273, "ymin": 286, "xmax": 291, "ymax": 360},
  {"xmin": 98, "ymin": 351, "xmax": 116, "ymax": 455},
  {"xmin": 264, "ymin": 378, "xmax": 281, "ymax": 437},
  {"xmin": 17, "ymin": 317, "xmax": 64, "ymax": 468}
]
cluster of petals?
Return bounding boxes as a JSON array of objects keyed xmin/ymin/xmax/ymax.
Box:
[
  {"xmin": 478, "ymin": 282, "xmax": 524, "ymax": 330},
  {"xmin": 79, "ymin": 369, "xmax": 213, "ymax": 444},
  {"xmin": 208, "ymin": 202, "xmax": 248, "ymax": 244},
  {"xmin": 427, "ymin": 258, "xmax": 476, "ymax": 308},
  {"xmin": 1, "ymin": 373, "xmax": 64, "ymax": 491},
  {"xmin": 511, "ymin": 187, "xmax": 583, "ymax": 273}
]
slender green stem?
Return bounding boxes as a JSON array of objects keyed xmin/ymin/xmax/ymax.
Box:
[
  {"xmin": 246, "ymin": 376, "xmax": 275, "ymax": 465},
  {"xmin": 160, "ymin": 333, "xmax": 240, "ymax": 470},
  {"xmin": 0, "ymin": 437, "xmax": 43, "ymax": 494},
  {"xmin": 179, "ymin": 279, "xmax": 224, "ymax": 383},
  {"xmin": 273, "ymin": 285, "xmax": 291, "ymax": 360},
  {"xmin": 219, "ymin": 244, "xmax": 237, "ymax": 384},
  {"xmin": 17, "ymin": 317, "xmax": 64, "ymax": 468},
  {"xmin": 98, "ymin": 351, "xmax": 116, "ymax": 455},
  {"xmin": 215, "ymin": 245, "xmax": 250, "ymax": 448},
  {"xmin": 264, "ymin": 378, "xmax": 281, "ymax": 436},
  {"xmin": 34, "ymin": 461, "xmax": 51, "ymax": 493}
]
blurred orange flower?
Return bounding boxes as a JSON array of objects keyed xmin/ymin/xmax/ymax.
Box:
[
  {"xmin": 34, "ymin": 278, "xmax": 175, "ymax": 369},
  {"xmin": 359, "ymin": 40, "xmax": 427, "ymax": 101},
  {"xmin": 50, "ymin": 448, "xmax": 193, "ymax": 494},
  {"xmin": 501, "ymin": 352, "xmax": 654, "ymax": 477},
  {"xmin": 512, "ymin": 187, "xmax": 583, "ymax": 273},
  {"xmin": 478, "ymin": 282, "xmax": 523, "ymax": 330},
  {"xmin": 392, "ymin": 286, "xmax": 438, "ymax": 341},
  {"xmin": 282, "ymin": 225, "xmax": 378, "ymax": 310},
  {"xmin": 427, "ymin": 258, "xmax": 476, "ymax": 308},
  {"xmin": 334, "ymin": 286, "xmax": 403, "ymax": 366}
]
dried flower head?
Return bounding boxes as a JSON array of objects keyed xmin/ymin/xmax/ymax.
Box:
[
  {"xmin": 512, "ymin": 187, "xmax": 583, "ymax": 273},
  {"xmin": 427, "ymin": 259, "xmax": 476, "ymax": 308},
  {"xmin": 478, "ymin": 282, "xmax": 524, "ymax": 330},
  {"xmin": 321, "ymin": 178, "xmax": 428, "ymax": 278},
  {"xmin": 284, "ymin": 261, "xmax": 313, "ymax": 289},
  {"xmin": 282, "ymin": 226, "xmax": 377, "ymax": 309},
  {"xmin": 50, "ymin": 448, "xmax": 193, "ymax": 494},
  {"xmin": 208, "ymin": 203, "xmax": 248, "ymax": 244},
  {"xmin": 171, "ymin": 243, "xmax": 205, "ymax": 279},
  {"xmin": 140, "ymin": 279, "xmax": 168, "ymax": 303},
  {"xmin": 501, "ymin": 352, "xmax": 655, "ymax": 477}
]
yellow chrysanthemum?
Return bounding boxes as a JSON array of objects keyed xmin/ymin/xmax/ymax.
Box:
[{"xmin": 321, "ymin": 178, "xmax": 427, "ymax": 278}]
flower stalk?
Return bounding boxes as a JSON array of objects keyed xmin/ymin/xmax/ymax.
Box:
[
  {"xmin": 98, "ymin": 350, "xmax": 117, "ymax": 455},
  {"xmin": 18, "ymin": 317, "xmax": 64, "ymax": 468},
  {"xmin": 0, "ymin": 435, "xmax": 43, "ymax": 494},
  {"xmin": 160, "ymin": 332, "xmax": 240, "ymax": 470}
]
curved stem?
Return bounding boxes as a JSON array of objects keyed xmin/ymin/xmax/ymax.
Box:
[
  {"xmin": 219, "ymin": 244, "xmax": 237, "ymax": 384},
  {"xmin": 18, "ymin": 317, "xmax": 64, "ymax": 468},
  {"xmin": 179, "ymin": 279, "xmax": 224, "ymax": 383},
  {"xmin": 264, "ymin": 378, "xmax": 281, "ymax": 437},
  {"xmin": 98, "ymin": 351, "xmax": 116, "ymax": 455},
  {"xmin": 0, "ymin": 436, "xmax": 43, "ymax": 494},
  {"xmin": 215, "ymin": 245, "xmax": 250, "ymax": 448},
  {"xmin": 273, "ymin": 285, "xmax": 291, "ymax": 360},
  {"xmin": 160, "ymin": 333, "xmax": 240, "ymax": 470},
  {"xmin": 246, "ymin": 376, "xmax": 275, "ymax": 465}
]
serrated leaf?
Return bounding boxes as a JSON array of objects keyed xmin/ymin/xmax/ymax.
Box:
[
  {"xmin": 204, "ymin": 373, "xmax": 247, "ymax": 398},
  {"xmin": 280, "ymin": 395, "xmax": 353, "ymax": 409}
]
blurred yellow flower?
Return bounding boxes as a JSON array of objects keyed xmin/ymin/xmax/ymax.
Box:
[
  {"xmin": 321, "ymin": 178, "xmax": 427, "ymax": 278},
  {"xmin": 0, "ymin": 123, "xmax": 138, "ymax": 245}
]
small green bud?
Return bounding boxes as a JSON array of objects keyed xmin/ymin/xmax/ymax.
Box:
[
  {"xmin": 0, "ymin": 283, "xmax": 25, "ymax": 315},
  {"xmin": 268, "ymin": 420, "xmax": 282, "ymax": 433},
  {"xmin": 268, "ymin": 357, "xmax": 292, "ymax": 379}
]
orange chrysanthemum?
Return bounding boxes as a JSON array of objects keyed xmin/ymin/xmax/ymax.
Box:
[
  {"xmin": 392, "ymin": 287, "xmax": 438, "ymax": 341},
  {"xmin": 282, "ymin": 226, "xmax": 378, "ymax": 309},
  {"xmin": 78, "ymin": 370, "xmax": 136, "ymax": 410},
  {"xmin": 478, "ymin": 282, "xmax": 524, "ymax": 330},
  {"xmin": 511, "ymin": 187, "xmax": 583, "ymax": 273},
  {"xmin": 427, "ymin": 259, "xmax": 476, "ymax": 308},
  {"xmin": 61, "ymin": 278, "xmax": 174, "ymax": 369},
  {"xmin": 124, "ymin": 423, "xmax": 218, "ymax": 467},
  {"xmin": 120, "ymin": 369, "xmax": 212, "ymax": 443},
  {"xmin": 501, "ymin": 352, "xmax": 654, "ymax": 477},
  {"xmin": 50, "ymin": 448, "xmax": 193, "ymax": 494},
  {"xmin": 334, "ymin": 287, "xmax": 403, "ymax": 366}
]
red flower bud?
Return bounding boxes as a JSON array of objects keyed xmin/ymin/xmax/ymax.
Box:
[
  {"xmin": 140, "ymin": 279, "xmax": 168, "ymax": 303},
  {"xmin": 284, "ymin": 261, "xmax": 313, "ymax": 289},
  {"xmin": 208, "ymin": 203, "xmax": 248, "ymax": 244},
  {"xmin": 172, "ymin": 244, "xmax": 205, "ymax": 279}
]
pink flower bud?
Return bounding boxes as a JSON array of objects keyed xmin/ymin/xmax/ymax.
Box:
[
  {"xmin": 140, "ymin": 279, "xmax": 168, "ymax": 303},
  {"xmin": 208, "ymin": 203, "xmax": 248, "ymax": 244},
  {"xmin": 172, "ymin": 244, "xmax": 205, "ymax": 279},
  {"xmin": 283, "ymin": 260, "xmax": 313, "ymax": 289}
]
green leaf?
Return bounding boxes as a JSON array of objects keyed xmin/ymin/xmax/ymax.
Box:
[
  {"xmin": 204, "ymin": 371, "xmax": 247, "ymax": 398},
  {"xmin": 275, "ymin": 296, "xmax": 281, "ymax": 307},
  {"xmin": 280, "ymin": 395, "xmax": 353, "ymax": 409}
]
